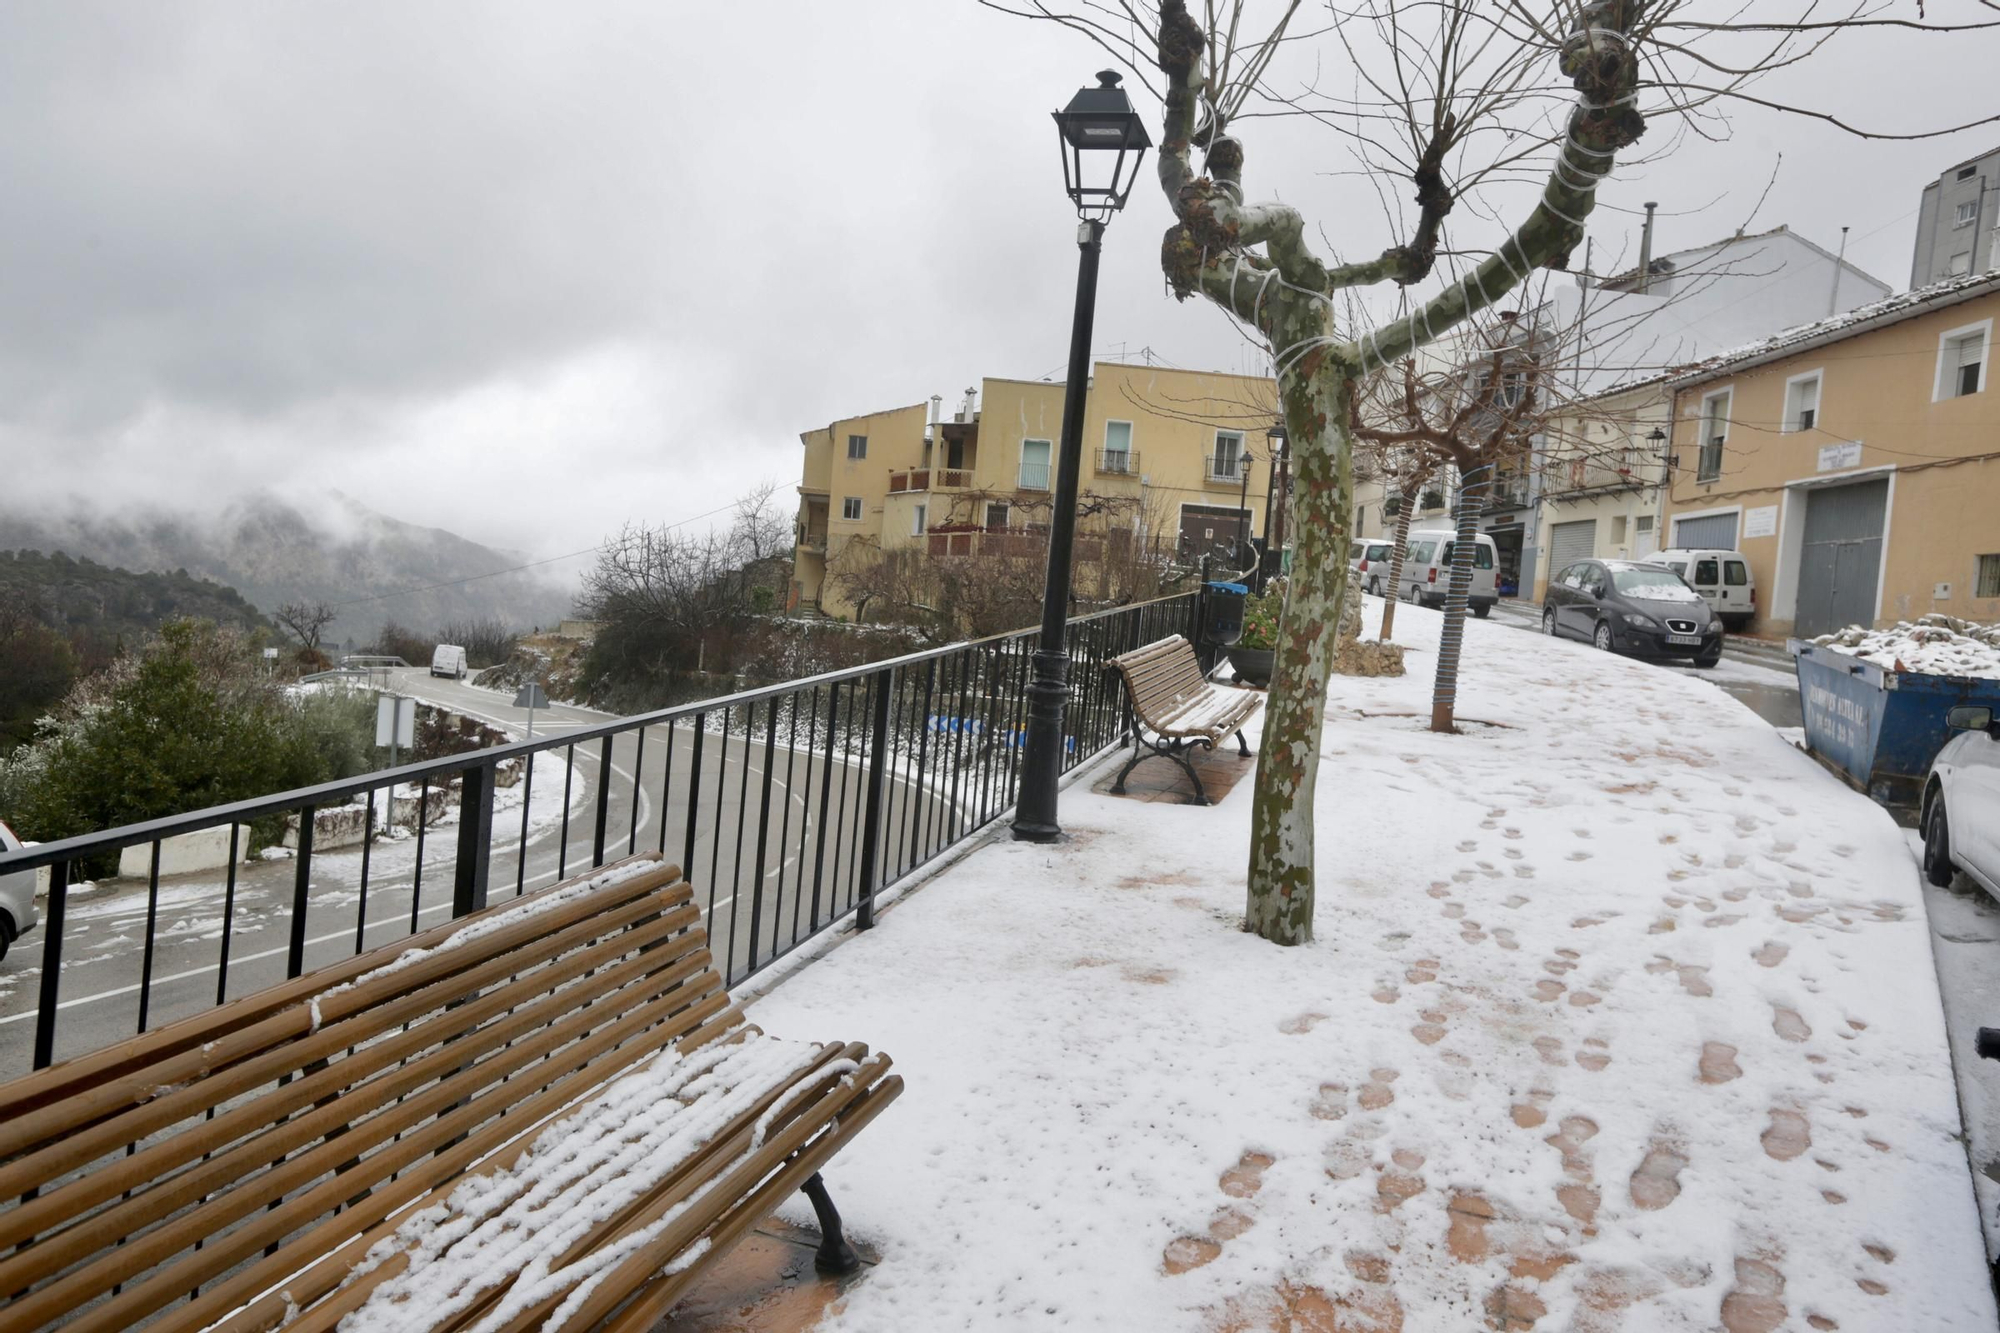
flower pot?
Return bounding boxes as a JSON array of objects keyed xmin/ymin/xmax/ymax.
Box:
[{"xmin": 1227, "ymin": 645, "xmax": 1275, "ymax": 686}]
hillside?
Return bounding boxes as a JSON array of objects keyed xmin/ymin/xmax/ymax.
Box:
[
  {"xmin": 0, "ymin": 491, "xmax": 576, "ymax": 645},
  {"xmin": 0, "ymin": 549, "xmax": 270, "ymax": 642}
]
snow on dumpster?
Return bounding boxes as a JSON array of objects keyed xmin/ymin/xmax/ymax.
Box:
[{"xmin": 1792, "ymin": 615, "xmax": 2000, "ymax": 805}]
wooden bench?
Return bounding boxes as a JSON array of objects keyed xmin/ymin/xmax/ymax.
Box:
[
  {"xmin": 1106, "ymin": 634, "xmax": 1261, "ymax": 805},
  {"xmin": 0, "ymin": 852, "xmax": 902, "ymax": 1333}
]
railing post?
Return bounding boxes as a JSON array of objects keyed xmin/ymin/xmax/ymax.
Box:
[
  {"xmin": 286, "ymin": 807, "xmax": 315, "ymax": 978},
  {"xmin": 453, "ymin": 761, "xmax": 494, "ymax": 918},
  {"xmin": 31, "ymin": 860, "xmax": 67, "ymax": 1071},
  {"xmin": 854, "ymin": 667, "xmax": 894, "ymax": 931},
  {"xmin": 591, "ymin": 736, "xmax": 615, "ymax": 869}
]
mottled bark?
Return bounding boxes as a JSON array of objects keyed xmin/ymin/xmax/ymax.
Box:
[
  {"xmin": 1376, "ymin": 490, "xmax": 1419, "ymax": 642},
  {"xmin": 1429, "ymin": 475, "xmax": 1489, "ymax": 733}
]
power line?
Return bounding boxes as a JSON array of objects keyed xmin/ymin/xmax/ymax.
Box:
[{"xmin": 330, "ymin": 499, "xmax": 743, "ymax": 609}]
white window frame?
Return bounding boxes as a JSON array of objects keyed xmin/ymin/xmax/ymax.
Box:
[
  {"xmin": 1781, "ymin": 369, "xmax": 1823, "ymax": 434},
  {"xmin": 840, "ymin": 496, "xmax": 862, "ymax": 521},
  {"xmin": 1956, "ymin": 200, "xmax": 1980, "ymax": 227},
  {"xmin": 1933, "ymin": 318, "xmax": 1992, "ymax": 402},
  {"xmin": 846, "ymin": 434, "xmax": 867, "ymax": 460},
  {"xmin": 1211, "ymin": 430, "xmax": 1245, "ymax": 480},
  {"xmin": 1102, "ymin": 419, "xmax": 1134, "ymax": 470},
  {"xmin": 1697, "ymin": 388, "xmax": 1731, "ymax": 482},
  {"xmin": 912, "ymin": 503, "xmax": 927, "ymax": 536},
  {"xmin": 1019, "ymin": 438, "xmax": 1053, "ymax": 490}
]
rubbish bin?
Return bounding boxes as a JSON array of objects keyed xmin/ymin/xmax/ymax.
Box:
[
  {"xmin": 1202, "ymin": 581, "xmax": 1249, "ymax": 647},
  {"xmin": 1791, "ymin": 640, "xmax": 2000, "ymax": 806}
]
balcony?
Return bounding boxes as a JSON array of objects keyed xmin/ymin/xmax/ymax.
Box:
[
  {"xmin": 1205, "ymin": 454, "xmax": 1247, "ymax": 487},
  {"xmin": 1094, "ymin": 448, "xmax": 1140, "ymax": 477},
  {"xmin": 888, "ymin": 468, "xmax": 975, "ymax": 494},
  {"xmin": 1546, "ymin": 456, "xmax": 1649, "ymax": 500},
  {"xmin": 1017, "ymin": 462, "xmax": 1051, "ymax": 491},
  {"xmin": 796, "ymin": 530, "xmax": 827, "ymax": 554}
]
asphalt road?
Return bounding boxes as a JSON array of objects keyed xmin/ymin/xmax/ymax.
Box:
[{"xmin": 0, "ymin": 669, "xmax": 958, "ymax": 1078}]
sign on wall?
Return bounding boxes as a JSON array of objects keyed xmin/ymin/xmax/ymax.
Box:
[
  {"xmin": 1816, "ymin": 441, "xmax": 1862, "ymax": 472},
  {"xmin": 1743, "ymin": 505, "xmax": 1778, "ymax": 539}
]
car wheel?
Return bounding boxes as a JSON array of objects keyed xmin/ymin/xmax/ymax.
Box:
[
  {"xmin": 1924, "ymin": 799, "xmax": 1957, "ymax": 888},
  {"xmin": 1693, "ymin": 644, "xmax": 1722, "ymax": 669},
  {"xmin": 0, "ymin": 913, "xmax": 13, "ymax": 965},
  {"xmin": 1369, "ymin": 577, "xmax": 1383, "ymax": 597},
  {"xmin": 1593, "ymin": 621, "xmax": 1614, "ymax": 652},
  {"xmin": 1471, "ymin": 603, "xmax": 1490, "ymax": 619},
  {"xmin": 1542, "ymin": 607, "xmax": 1557, "ymax": 636}
]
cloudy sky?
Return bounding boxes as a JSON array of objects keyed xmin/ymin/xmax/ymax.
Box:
[{"xmin": 3, "ymin": 1, "xmax": 1994, "ymax": 578}]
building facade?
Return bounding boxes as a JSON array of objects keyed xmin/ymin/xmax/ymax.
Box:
[
  {"xmin": 1662, "ymin": 273, "xmax": 2000, "ymax": 638},
  {"xmin": 1912, "ymin": 146, "xmax": 2000, "ymax": 288},
  {"xmin": 794, "ymin": 363, "xmax": 1281, "ymax": 619}
]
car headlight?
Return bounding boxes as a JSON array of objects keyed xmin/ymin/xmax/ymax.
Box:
[{"xmin": 1621, "ymin": 613, "xmax": 1656, "ymax": 628}]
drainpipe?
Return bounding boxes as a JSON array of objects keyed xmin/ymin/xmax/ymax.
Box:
[
  {"xmin": 1827, "ymin": 226, "xmax": 1850, "ymax": 317},
  {"xmin": 1637, "ymin": 202, "xmax": 1658, "ymax": 294}
]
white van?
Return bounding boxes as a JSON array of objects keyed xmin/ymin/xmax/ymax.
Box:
[
  {"xmin": 1398, "ymin": 529, "xmax": 1499, "ymax": 617},
  {"xmin": 1643, "ymin": 548, "xmax": 1755, "ymax": 631},
  {"xmin": 430, "ymin": 644, "xmax": 468, "ymax": 680},
  {"xmin": 1347, "ymin": 537, "xmax": 1397, "ymax": 595}
]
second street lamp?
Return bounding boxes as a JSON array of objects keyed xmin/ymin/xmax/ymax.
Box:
[{"xmin": 1013, "ymin": 71, "xmax": 1150, "ymax": 844}]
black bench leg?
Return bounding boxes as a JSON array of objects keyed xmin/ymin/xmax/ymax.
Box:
[
  {"xmin": 1109, "ymin": 742, "xmax": 1149, "ymax": 796},
  {"xmin": 1174, "ymin": 744, "xmax": 1211, "ymax": 806},
  {"xmin": 800, "ymin": 1171, "xmax": 862, "ymax": 1275},
  {"xmin": 1235, "ymin": 729, "xmax": 1252, "ymax": 758}
]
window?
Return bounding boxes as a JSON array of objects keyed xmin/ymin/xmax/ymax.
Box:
[
  {"xmin": 1611, "ymin": 516, "xmax": 1628, "ymax": 544},
  {"xmin": 1408, "ymin": 540, "xmax": 1437, "ymax": 565},
  {"xmin": 841, "ymin": 497, "xmax": 862, "ymax": 521},
  {"xmin": 1949, "ymin": 251, "xmax": 1973, "ymax": 277},
  {"xmin": 1635, "ymin": 515, "xmax": 1655, "ymax": 536},
  {"xmin": 1977, "ymin": 554, "xmax": 2000, "ymax": 599},
  {"xmin": 846, "ymin": 434, "xmax": 867, "ymax": 459},
  {"xmin": 912, "ymin": 503, "xmax": 927, "ymax": 536},
  {"xmin": 1366, "ymin": 543, "xmax": 1394, "ymax": 562},
  {"xmin": 1783, "ymin": 373, "xmax": 1821, "ymax": 433},
  {"xmin": 1693, "ymin": 558, "xmax": 1720, "ymax": 586},
  {"xmin": 1439, "ymin": 541, "xmax": 1495, "ymax": 570},
  {"xmin": 1211, "ymin": 431, "xmax": 1244, "ymax": 480},
  {"xmin": 1937, "ymin": 322, "xmax": 1990, "ymax": 400},
  {"xmin": 1957, "ymin": 200, "xmax": 1980, "ymax": 228},
  {"xmin": 1959, "ymin": 165, "xmax": 1979, "ymax": 181},
  {"xmin": 1103, "ymin": 421, "xmax": 1133, "ymax": 471},
  {"xmin": 1020, "ymin": 439, "xmax": 1052, "ymax": 490},
  {"xmin": 1697, "ymin": 390, "xmax": 1730, "ymax": 481},
  {"xmin": 1666, "ymin": 560, "xmax": 1688, "ymax": 577},
  {"xmin": 985, "ymin": 502, "xmax": 1010, "ymax": 531},
  {"xmin": 1725, "ymin": 560, "xmax": 1749, "ymax": 587}
]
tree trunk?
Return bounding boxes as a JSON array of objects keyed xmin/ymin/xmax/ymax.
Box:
[
  {"xmin": 1377, "ymin": 494, "xmax": 1418, "ymax": 642},
  {"xmin": 1244, "ymin": 359, "xmax": 1356, "ymax": 945},
  {"xmin": 1429, "ymin": 470, "xmax": 1489, "ymax": 733}
]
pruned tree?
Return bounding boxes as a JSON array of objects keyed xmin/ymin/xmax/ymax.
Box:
[
  {"xmin": 987, "ymin": 0, "xmax": 1993, "ymax": 945},
  {"xmin": 1352, "ymin": 436, "xmax": 1437, "ymax": 644},
  {"xmin": 273, "ymin": 600, "xmax": 336, "ymax": 655}
]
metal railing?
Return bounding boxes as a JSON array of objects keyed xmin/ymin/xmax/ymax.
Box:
[
  {"xmin": 1205, "ymin": 453, "xmax": 1244, "ymax": 484},
  {"xmin": 0, "ymin": 592, "xmax": 1200, "ymax": 1078},
  {"xmin": 1095, "ymin": 448, "xmax": 1139, "ymax": 476}
]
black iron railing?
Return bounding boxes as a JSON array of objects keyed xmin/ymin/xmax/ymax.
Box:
[{"xmin": 0, "ymin": 592, "xmax": 1200, "ymax": 1079}]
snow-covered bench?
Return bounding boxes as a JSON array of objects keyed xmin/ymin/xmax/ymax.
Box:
[
  {"xmin": 1107, "ymin": 634, "xmax": 1259, "ymax": 805},
  {"xmin": 0, "ymin": 852, "xmax": 902, "ymax": 1333}
]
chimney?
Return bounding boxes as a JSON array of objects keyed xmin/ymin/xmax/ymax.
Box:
[
  {"xmin": 1827, "ymin": 225, "xmax": 1850, "ymax": 318},
  {"xmin": 1637, "ymin": 202, "xmax": 1658, "ymax": 295},
  {"xmin": 961, "ymin": 386, "xmax": 978, "ymax": 423}
]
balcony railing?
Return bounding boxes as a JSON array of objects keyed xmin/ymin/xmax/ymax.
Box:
[
  {"xmin": 1018, "ymin": 463, "xmax": 1051, "ymax": 491},
  {"xmin": 0, "ymin": 592, "xmax": 1203, "ymax": 1078},
  {"xmin": 888, "ymin": 468, "xmax": 974, "ymax": 494},
  {"xmin": 1094, "ymin": 448, "xmax": 1140, "ymax": 476},
  {"xmin": 1205, "ymin": 454, "xmax": 1245, "ymax": 485},
  {"xmin": 797, "ymin": 530, "xmax": 828, "ymax": 553}
]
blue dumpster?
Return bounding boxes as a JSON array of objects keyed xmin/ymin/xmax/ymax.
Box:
[{"xmin": 1790, "ymin": 639, "xmax": 2000, "ymax": 806}]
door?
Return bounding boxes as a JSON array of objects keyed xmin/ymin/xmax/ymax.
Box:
[
  {"xmin": 1020, "ymin": 439, "xmax": 1052, "ymax": 490},
  {"xmin": 1178, "ymin": 504, "xmax": 1249, "ymax": 558},
  {"xmin": 1548, "ymin": 519, "xmax": 1596, "ymax": 575},
  {"xmin": 1561, "ymin": 563, "xmax": 1605, "ymax": 637},
  {"xmin": 1633, "ymin": 513, "xmax": 1659, "ymax": 558},
  {"xmin": 1793, "ymin": 479, "xmax": 1887, "ymax": 638},
  {"xmin": 1959, "ymin": 730, "xmax": 2000, "ymax": 883},
  {"xmin": 1673, "ymin": 511, "xmax": 1739, "ymax": 550}
]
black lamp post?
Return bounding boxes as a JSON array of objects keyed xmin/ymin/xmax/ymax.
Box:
[{"xmin": 1013, "ymin": 71, "xmax": 1150, "ymax": 844}]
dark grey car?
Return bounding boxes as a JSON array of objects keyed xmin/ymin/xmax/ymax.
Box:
[{"xmin": 1542, "ymin": 559, "xmax": 1723, "ymax": 667}]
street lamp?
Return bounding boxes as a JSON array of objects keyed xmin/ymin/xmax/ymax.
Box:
[{"xmin": 1014, "ymin": 71, "xmax": 1150, "ymax": 845}]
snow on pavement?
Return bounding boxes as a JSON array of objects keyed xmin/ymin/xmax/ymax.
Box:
[{"xmin": 748, "ymin": 598, "xmax": 1994, "ymax": 1331}]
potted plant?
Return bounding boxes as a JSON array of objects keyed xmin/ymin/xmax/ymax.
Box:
[{"xmin": 1227, "ymin": 583, "xmax": 1282, "ymax": 686}]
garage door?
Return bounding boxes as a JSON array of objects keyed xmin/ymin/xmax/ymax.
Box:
[
  {"xmin": 1548, "ymin": 519, "xmax": 1596, "ymax": 570},
  {"xmin": 1672, "ymin": 511, "xmax": 1739, "ymax": 550},
  {"xmin": 1793, "ymin": 479, "xmax": 1887, "ymax": 638}
]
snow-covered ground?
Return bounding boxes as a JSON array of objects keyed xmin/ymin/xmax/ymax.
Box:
[{"xmin": 748, "ymin": 598, "xmax": 1995, "ymax": 1331}]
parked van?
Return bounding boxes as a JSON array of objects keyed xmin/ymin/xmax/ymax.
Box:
[
  {"xmin": 1642, "ymin": 548, "xmax": 1755, "ymax": 630},
  {"xmin": 1347, "ymin": 537, "xmax": 1397, "ymax": 595},
  {"xmin": 1398, "ymin": 529, "xmax": 1499, "ymax": 617},
  {"xmin": 430, "ymin": 644, "xmax": 468, "ymax": 680}
]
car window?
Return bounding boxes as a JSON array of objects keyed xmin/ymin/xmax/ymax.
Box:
[
  {"xmin": 1666, "ymin": 560, "xmax": 1688, "ymax": 577},
  {"xmin": 1409, "ymin": 541, "xmax": 1436, "ymax": 565},
  {"xmin": 1367, "ymin": 543, "xmax": 1393, "ymax": 562},
  {"xmin": 1724, "ymin": 560, "xmax": 1748, "ymax": 587},
  {"xmin": 1560, "ymin": 565, "xmax": 1584, "ymax": 589},
  {"xmin": 1472, "ymin": 545, "xmax": 1494, "ymax": 570},
  {"xmin": 1693, "ymin": 558, "xmax": 1720, "ymax": 585}
]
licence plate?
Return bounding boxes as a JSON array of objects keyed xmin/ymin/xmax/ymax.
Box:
[{"xmin": 1666, "ymin": 634, "xmax": 1702, "ymax": 646}]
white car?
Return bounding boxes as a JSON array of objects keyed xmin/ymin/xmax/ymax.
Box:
[
  {"xmin": 1347, "ymin": 538, "xmax": 1396, "ymax": 596},
  {"xmin": 1923, "ymin": 704, "xmax": 2000, "ymax": 898},
  {"xmin": 1644, "ymin": 548, "xmax": 1755, "ymax": 631},
  {"xmin": 0, "ymin": 820, "xmax": 43, "ymax": 964},
  {"xmin": 1398, "ymin": 529, "xmax": 1499, "ymax": 617}
]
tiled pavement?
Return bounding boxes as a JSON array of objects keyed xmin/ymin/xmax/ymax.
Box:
[
  {"xmin": 1090, "ymin": 742, "xmax": 1257, "ymax": 805},
  {"xmin": 656, "ymin": 1218, "xmax": 875, "ymax": 1332}
]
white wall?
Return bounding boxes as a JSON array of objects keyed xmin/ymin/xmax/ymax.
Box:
[{"xmin": 115, "ymin": 824, "xmax": 255, "ymax": 879}]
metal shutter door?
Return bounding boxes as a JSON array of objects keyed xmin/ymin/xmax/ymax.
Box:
[
  {"xmin": 1672, "ymin": 511, "xmax": 1739, "ymax": 549},
  {"xmin": 1548, "ymin": 519, "xmax": 1597, "ymax": 569}
]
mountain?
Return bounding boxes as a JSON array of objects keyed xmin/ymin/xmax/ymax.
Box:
[
  {"xmin": 0, "ymin": 492, "xmax": 576, "ymax": 646},
  {"xmin": 0, "ymin": 549, "xmax": 270, "ymax": 642}
]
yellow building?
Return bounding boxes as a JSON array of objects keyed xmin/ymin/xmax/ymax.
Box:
[
  {"xmin": 1662, "ymin": 273, "xmax": 2000, "ymax": 637},
  {"xmin": 793, "ymin": 363, "xmax": 1281, "ymax": 619}
]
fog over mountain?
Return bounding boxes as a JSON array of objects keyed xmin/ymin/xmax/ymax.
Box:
[{"xmin": 0, "ymin": 491, "xmax": 575, "ymax": 645}]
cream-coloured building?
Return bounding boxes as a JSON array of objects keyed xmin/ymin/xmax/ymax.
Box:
[
  {"xmin": 1661, "ymin": 272, "xmax": 2000, "ymax": 637},
  {"xmin": 794, "ymin": 363, "xmax": 1280, "ymax": 619},
  {"xmin": 1529, "ymin": 380, "xmax": 1674, "ymax": 599}
]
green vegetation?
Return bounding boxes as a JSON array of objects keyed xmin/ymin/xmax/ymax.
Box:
[{"xmin": 0, "ymin": 619, "xmax": 378, "ymax": 855}]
